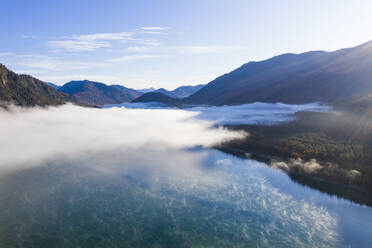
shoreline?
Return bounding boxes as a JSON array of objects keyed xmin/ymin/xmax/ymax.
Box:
[{"xmin": 217, "ymin": 146, "xmax": 372, "ymax": 207}]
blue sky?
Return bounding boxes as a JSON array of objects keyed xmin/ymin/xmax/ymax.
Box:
[{"xmin": 1, "ymin": 0, "xmax": 372, "ymax": 89}]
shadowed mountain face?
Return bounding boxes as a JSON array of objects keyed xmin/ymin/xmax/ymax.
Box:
[
  {"xmin": 184, "ymin": 40, "xmax": 372, "ymax": 105},
  {"xmin": 137, "ymin": 85, "xmax": 205, "ymax": 99},
  {"xmin": 132, "ymin": 92, "xmax": 181, "ymax": 107},
  {"xmin": 172, "ymin": 84, "xmax": 205, "ymax": 98},
  {"xmin": 153, "ymin": 88, "xmax": 178, "ymax": 98},
  {"xmin": 0, "ymin": 64, "xmax": 72, "ymax": 107},
  {"xmin": 58, "ymin": 80, "xmax": 141, "ymax": 106},
  {"xmin": 136, "ymin": 87, "xmax": 156, "ymax": 94},
  {"xmin": 47, "ymin": 82, "xmax": 61, "ymax": 90},
  {"xmin": 110, "ymin": 84, "xmax": 142, "ymax": 99}
]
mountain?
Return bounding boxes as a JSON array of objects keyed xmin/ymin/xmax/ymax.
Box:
[
  {"xmin": 131, "ymin": 84, "xmax": 204, "ymax": 106},
  {"xmin": 153, "ymin": 88, "xmax": 178, "ymax": 98},
  {"xmin": 0, "ymin": 64, "xmax": 72, "ymax": 107},
  {"xmin": 47, "ymin": 82, "xmax": 61, "ymax": 90},
  {"xmin": 136, "ymin": 87, "xmax": 156, "ymax": 93},
  {"xmin": 136, "ymin": 84, "xmax": 205, "ymax": 99},
  {"xmin": 172, "ymin": 84, "xmax": 205, "ymax": 98},
  {"xmin": 184, "ymin": 40, "xmax": 372, "ymax": 105},
  {"xmin": 58, "ymin": 80, "xmax": 141, "ymax": 106},
  {"xmin": 132, "ymin": 92, "xmax": 181, "ymax": 107},
  {"xmin": 110, "ymin": 84, "xmax": 142, "ymax": 99}
]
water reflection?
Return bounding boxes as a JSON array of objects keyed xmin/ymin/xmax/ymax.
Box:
[
  {"xmin": 0, "ymin": 104, "xmax": 371, "ymax": 247},
  {"xmin": 220, "ymin": 148, "xmax": 372, "ymax": 208},
  {"xmin": 1, "ymin": 148, "xmax": 371, "ymax": 247},
  {"xmin": 289, "ymin": 174, "xmax": 372, "ymax": 207}
]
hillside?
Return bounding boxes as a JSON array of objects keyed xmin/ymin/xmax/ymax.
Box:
[
  {"xmin": 136, "ymin": 87, "xmax": 156, "ymax": 94},
  {"xmin": 153, "ymin": 88, "xmax": 178, "ymax": 98},
  {"xmin": 0, "ymin": 64, "xmax": 72, "ymax": 107},
  {"xmin": 185, "ymin": 40, "xmax": 372, "ymax": 105},
  {"xmin": 137, "ymin": 84, "xmax": 205, "ymax": 99},
  {"xmin": 132, "ymin": 92, "xmax": 181, "ymax": 107},
  {"xmin": 216, "ymin": 95, "xmax": 372, "ymax": 194},
  {"xmin": 110, "ymin": 84, "xmax": 142, "ymax": 99},
  {"xmin": 58, "ymin": 80, "xmax": 141, "ymax": 106},
  {"xmin": 172, "ymin": 84, "xmax": 205, "ymax": 98},
  {"xmin": 219, "ymin": 107, "xmax": 372, "ymax": 193},
  {"xmin": 47, "ymin": 82, "xmax": 61, "ymax": 90}
]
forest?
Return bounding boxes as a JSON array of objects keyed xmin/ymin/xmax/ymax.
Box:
[{"xmin": 219, "ymin": 97, "xmax": 372, "ymax": 193}]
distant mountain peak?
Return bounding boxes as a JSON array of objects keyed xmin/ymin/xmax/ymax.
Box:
[
  {"xmin": 136, "ymin": 87, "xmax": 156, "ymax": 93},
  {"xmin": 47, "ymin": 82, "xmax": 61, "ymax": 90},
  {"xmin": 132, "ymin": 92, "xmax": 181, "ymax": 107},
  {"xmin": 184, "ymin": 39, "xmax": 372, "ymax": 105},
  {"xmin": 58, "ymin": 80, "xmax": 141, "ymax": 106},
  {"xmin": 135, "ymin": 84, "xmax": 205, "ymax": 99},
  {"xmin": 0, "ymin": 64, "xmax": 72, "ymax": 107}
]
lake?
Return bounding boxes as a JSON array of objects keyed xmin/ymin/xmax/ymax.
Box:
[{"xmin": 0, "ymin": 103, "xmax": 371, "ymax": 247}]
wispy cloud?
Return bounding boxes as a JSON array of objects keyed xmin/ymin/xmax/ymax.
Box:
[
  {"xmin": 4, "ymin": 52, "xmax": 161, "ymax": 75},
  {"xmin": 38, "ymin": 74, "xmax": 124, "ymax": 84},
  {"xmin": 25, "ymin": 29, "xmax": 242, "ymax": 56},
  {"xmin": 141, "ymin": 31, "xmax": 166, "ymax": 35},
  {"xmin": 43, "ymin": 31, "xmax": 163, "ymax": 52},
  {"xmin": 141, "ymin": 27, "xmax": 166, "ymax": 31},
  {"xmin": 178, "ymin": 46, "xmax": 249, "ymax": 54},
  {"xmin": 47, "ymin": 40, "xmax": 111, "ymax": 52},
  {"xmin": 127, "ymin": 46, "xmax": 152, "ymax": 52},
  {"xmin": 108, "ymin": 54, "xmax": 162, "ymax": 63},
  {"xmin": 0, "ymin": 52, "xmax": 13, "ymax": 57},
  {"xmin": 15, "ymin": 55, "xmax": 109, "ymax": 71},
  {"xmin": 14, "ymin": 28, "xmax": 251, "ymax": 88},
  {"xmin": 73, "ymin": 32, "xmax": 133, "ymax": 41},
  {"xmin": 138, "ymin": 27, "xmax": 168, "ymax": 35},
  {"xmin": 125, "ymin": 45, "xmax": 249, "ymax": 54},
  {"xmin": 45, "ymin": 32, "xmax": 136, "ymax": 52}
]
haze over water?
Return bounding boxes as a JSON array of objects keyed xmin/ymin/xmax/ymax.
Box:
[{"xmin": 0, "ymin": 103, "xmax": 371, "ymax": 248}]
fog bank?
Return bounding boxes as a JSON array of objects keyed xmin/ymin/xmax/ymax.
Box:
[
  {"xmin": 187, "ymin": 102, "xmax": 331, "ymax": 125},
  {"xmin": 114, "ymin": 102, "xmax": 331, "ymax": 125},
  {"xmin": 0, "ymin": 104, "xmax": 242, "ymax": 171}
]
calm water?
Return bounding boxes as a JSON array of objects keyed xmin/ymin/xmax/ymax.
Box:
[{"xmin": 0, "ymin": 148, "xmax": 371, "ymax": 248}]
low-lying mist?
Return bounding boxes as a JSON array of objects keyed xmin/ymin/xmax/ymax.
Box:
[
  {"xmin": 116, "ymin": 102, "xmax": 331, "ymax": 125},
  {"xmin": 187, "ymin": 102, "xmax": 331, "ymax": 125},
  {"xmin": 0, "ymin": 104, "xmax": 242, "ymax": 172},
  {"xmin": 0, "ymin": 104, "xmax": 343, "ymax": 247}
]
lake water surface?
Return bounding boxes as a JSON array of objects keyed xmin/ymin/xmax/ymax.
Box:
[
  {"xmin": 0, "ymin": 104, "xmax": 371, "ymax": 247},
  {"xmin": 0, "ymin": 148, "xmax": 371, "ymax": 247}
]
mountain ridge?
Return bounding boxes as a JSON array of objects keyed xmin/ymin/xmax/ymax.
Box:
[
  {"xmin": 0, "ymin": 64, "xmax": 72, "ymax": 107},
  {"xmin": 132, "ymin": 92, "xmax": 181, "ymax": 107},
  {"xmin": 58, "ymin": 80, "xmax": 142, "ymax": 106},
  {"xmin": 184, "ymin": 40, "xmax": 372, "ymax": 105},
  {"xmin": 136, "ymin": 84, "xmax": 205, "ymax": 99}
]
